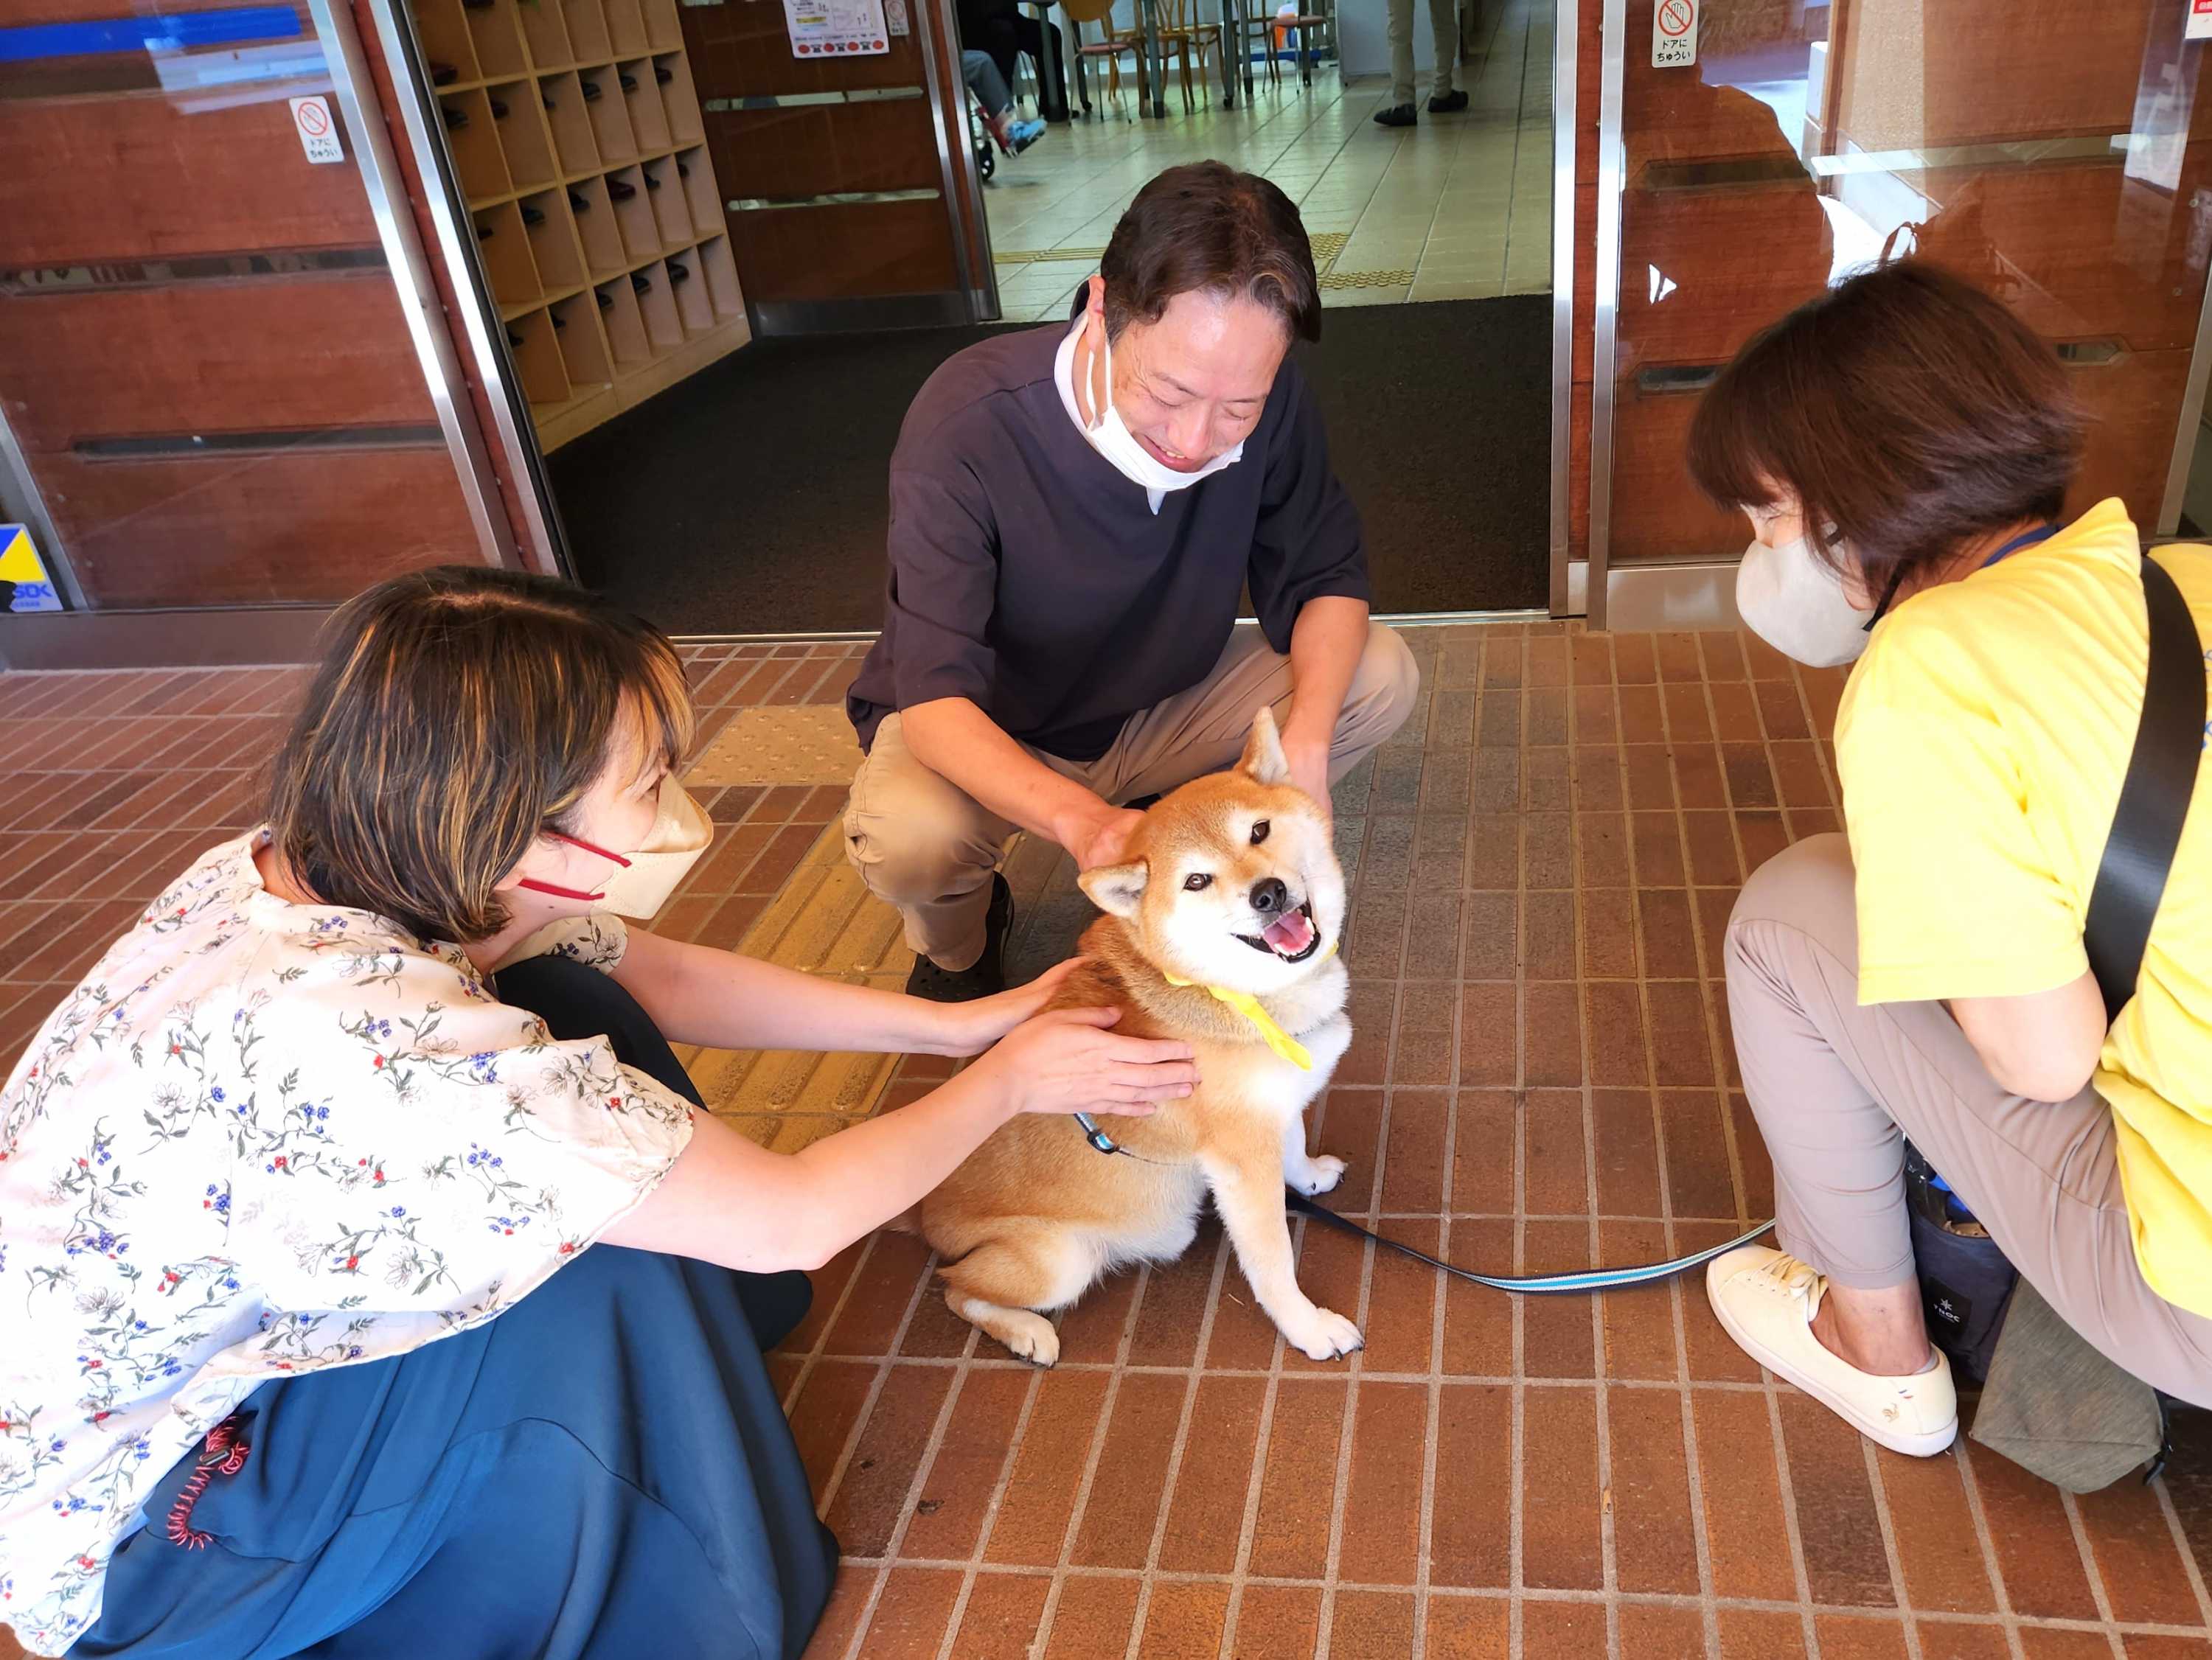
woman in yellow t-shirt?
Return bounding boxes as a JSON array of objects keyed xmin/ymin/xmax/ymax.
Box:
[{"xmin": 1683, "ymin": 261, "xmax": 2212, "ymax": 1459}]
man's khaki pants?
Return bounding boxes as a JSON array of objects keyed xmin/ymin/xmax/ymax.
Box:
[
  {"xmin": 1388, "ymin": 0, "xmax": 1458, "ymax": 108},
  {"xmin": 843, "ymin": 621, "xmax": 1421, "ymax": 971}
]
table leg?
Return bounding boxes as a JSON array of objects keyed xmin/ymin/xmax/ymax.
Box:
[
  {"xmin": 1239, "ymin": 0, "xmax": 1253, "ymax": 98},
  {"xmin": 1217, "ymin": 0, "xmax": 1235, "ymax": 105},
  {"xmin": 1141, "ymin": 0, "xmax": 1165, "ymax": 117}
]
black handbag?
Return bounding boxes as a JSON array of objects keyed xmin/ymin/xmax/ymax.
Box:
[{"xmin": 1912, "ymin": 549, "xmax": 2203, "ymax": 1481}]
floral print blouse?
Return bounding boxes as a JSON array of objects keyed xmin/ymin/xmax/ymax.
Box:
[{"xmin": 0, "ymin": 836, "xmax": 696, "ymax": 1655}]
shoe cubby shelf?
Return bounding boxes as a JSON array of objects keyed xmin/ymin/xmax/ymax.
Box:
[{"xmin": 412, "ymin": 0, "xmax": 742, "ymax": 450}]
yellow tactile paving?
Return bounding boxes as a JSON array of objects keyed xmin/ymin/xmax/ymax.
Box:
[{"xmin": 685, "ymin": 705, "xmax": 863, "ymax": 787}]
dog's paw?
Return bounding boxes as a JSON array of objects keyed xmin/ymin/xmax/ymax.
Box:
[
  {"xmin": 1290, "ymin": 1154, "xmax": 1348, "ymax": 1196},
  {"xmin": 998, "ymin": 1311, "xmax": 1061, "ymax": 1369},
  {"xmin": 1283, "ymin": 1304, "xmax": 1363, "ymax": 1362}
]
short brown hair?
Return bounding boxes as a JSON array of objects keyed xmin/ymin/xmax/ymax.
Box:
[
  {"xmin": 1080, "ymin": 161, "xmax": 1322, "ymax": 343},
  {"xmin": 1687, "ymin": 261, "xmax": 2085, "ymax": 590},
  {"xmin": 266, "ymin": 567, "xmax": 694, "ymax": 944}
]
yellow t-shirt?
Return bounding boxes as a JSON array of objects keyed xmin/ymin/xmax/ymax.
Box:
[{"xmin": 1837, "ymin": 498, "xmax": 2212, "ymax": 1317}]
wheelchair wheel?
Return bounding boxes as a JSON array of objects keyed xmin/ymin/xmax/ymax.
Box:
[{"xmin": 974, "ymin": 136, "xmax": 995, "ymax": 181}]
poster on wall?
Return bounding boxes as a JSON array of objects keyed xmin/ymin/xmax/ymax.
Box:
[{"xmin": 783, "ymin": 0, "xmax": 888, "ymax": 57}]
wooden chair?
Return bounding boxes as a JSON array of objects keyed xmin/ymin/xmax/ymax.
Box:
[
  {"xmin": 1059, "ymin": 0, "xmax": 1139, "ymax": 115},
  {"xmin": 1154, "ymin": 0, "xmax": 1222, "ymax": 111}
]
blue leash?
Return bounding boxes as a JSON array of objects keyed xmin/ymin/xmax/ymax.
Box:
[
  {"xmin": 1288, "ymin": 1189, "xmax": 1775, "ymax": 1294},
  {"xmin": 1075, "ymin": 1113, "xmax": 1774, "ymax": 1294}
]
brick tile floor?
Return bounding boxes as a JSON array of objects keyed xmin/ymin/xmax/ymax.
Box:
[{"xmin": 7, "ymin": 627, "xmax": 2212, "ymax": 1660}]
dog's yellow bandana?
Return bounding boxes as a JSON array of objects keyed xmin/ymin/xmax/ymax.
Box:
[{"xmin": 1163, "ymin": 940, "xmax": 1338, "ymax": 1071}]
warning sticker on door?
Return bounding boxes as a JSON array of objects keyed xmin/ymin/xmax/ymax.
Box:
[
  {"xmin": 1652, "ymin": 0, "xmax": 1697, "ymax": 66},
  {"xmin": 289, "ymin": 95, "xmax": 344, "ymax": 164},
  {"xmin": 2190, "ymin": 0, "xmax": 2212, "ymax": 43}
]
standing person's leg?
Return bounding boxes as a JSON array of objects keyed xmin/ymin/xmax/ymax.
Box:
[
  {"xmin": 1102, "ymin": 620, "xmax": 1422, "ymax": 803},
  {"xmin": 1009, "ymin": 10, "xmax": 1070, "ymax": 117},
  {"xmin": 79, "ymin": 960, "xmax": 835, "ymax": 1660},
  {"xmin": 1423, "ymin": 0, "xmax": 1463, "ymax": 108},
  {"xmin": 1379, "ymin": 0, "xmax": 1417, "ymax": 120},
  {"xmin": 1718, "ymin": 834, "xmax": 2212, "ymax": 1434}
]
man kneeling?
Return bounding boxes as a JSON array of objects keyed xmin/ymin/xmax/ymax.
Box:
[{"xmin": 844, "ymin": 161, "xmax": 1421, "ymax": 1000}]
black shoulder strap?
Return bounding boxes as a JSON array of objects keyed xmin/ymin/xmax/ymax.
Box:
[{"xmin": 2084, "ymin": 552, "xmax": 2205, "ymax": 1022}]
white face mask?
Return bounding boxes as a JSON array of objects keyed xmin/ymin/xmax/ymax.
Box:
[
  {"xmin": 521, "ymin": 778, "xmax": 714, "ymax": 920},
  {"xmin": 1735, "ymin": 533, "xmax": 1872, "ymax": 668},
  {"xmin": 1077, "ymin": 318, "xmax": 1243, "ymax": 495},
  {"xmin": 598, "ymin": 780, "xmax": 714, "ymax": 918}
]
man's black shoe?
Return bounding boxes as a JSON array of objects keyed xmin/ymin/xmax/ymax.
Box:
[
  {"xmin": 1427, "ymin": 88, "xmax": 1468, "ymax": 113},
  {"xmin": 905, "ymin": 874, "xmax": 1011, "ymax": 1002},
  {"xmin": 1374, "ymin": 102, "xmax": 1416, "ymax": 127}
]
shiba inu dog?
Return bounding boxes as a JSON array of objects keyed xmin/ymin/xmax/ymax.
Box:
[{"xmin": 919, "ymin": 708, "xmax": 1360, "ymax": 1366}]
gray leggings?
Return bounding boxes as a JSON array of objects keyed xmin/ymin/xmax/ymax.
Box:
[
  {"xmin": 1726, "ymin": 833, "xmax": 2212, "ymax": 1406},
  {"xmin": 963, "ymin": 48, "xmax": 1012, "ymax": 117}
]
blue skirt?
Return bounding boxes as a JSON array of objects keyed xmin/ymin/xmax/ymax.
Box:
[{"xmin": 73, "ymin": 957, "xmax": 837, "ymax": 1660}]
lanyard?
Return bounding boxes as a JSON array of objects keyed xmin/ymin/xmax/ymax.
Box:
[
  {"xmin": 1865, "ymin": 522, "xmax": 2060, "ymax": 632},
  {"xmin": 1980, "ymin": 523, "xmax": 2059, "ymax": 568}
]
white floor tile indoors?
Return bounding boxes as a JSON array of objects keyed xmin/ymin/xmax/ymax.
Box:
[{"xmin": 979, "ymin": 0, "xmax": 1552, "ymax": 316}]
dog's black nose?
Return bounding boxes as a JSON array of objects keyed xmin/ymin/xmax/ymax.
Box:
[{"xmin": 1250, "ymin": 876, "xmax": 1289, "ymax": 915}]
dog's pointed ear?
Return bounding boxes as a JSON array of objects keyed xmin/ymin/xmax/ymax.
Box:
[
  {"xmin": 1079, "ymin": 859, "xmax": 1149, "ymax": 918},
  {"xmin": 1238, "ymin": 705, "xmax": 1292, "ymax": 787}
]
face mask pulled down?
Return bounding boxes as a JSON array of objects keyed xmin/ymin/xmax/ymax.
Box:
[
  {"xmin": 1072, "ymin": 317, "xmax": 1243, "ymax": 498},
  {"xmin": 1736, "ymin": 532, "xmax": 1872, "ymax": 669}
]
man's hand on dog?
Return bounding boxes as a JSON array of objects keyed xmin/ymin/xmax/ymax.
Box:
[
  {"xmin": 968, "ymin": 1005, "xmax": 1199, "ymax": 1118},
  {"xmin": 1067, "ymin": 801, "xmax": 1147, "ymax": 872}
]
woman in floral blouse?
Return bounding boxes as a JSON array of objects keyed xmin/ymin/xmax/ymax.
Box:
[{"xmin": 0, "ymin": 568, "xmax": 1194, "ymax": 1659}]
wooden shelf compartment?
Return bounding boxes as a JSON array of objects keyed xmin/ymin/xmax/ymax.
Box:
[
  {"xmin": 562, "ymin": 0, "xmax": 614, "ymax": 63},
  {"xmin": 641, "ymin": 0, "xmax": 681, "ymax": 52},
  {"xmin": 486, "ymin": 79, "xmax": 557, "ymax": 192},
  {"xmin": 567, "ymin": 173, "xmax": 627, "ymax": 276},
  {"xmin": 665, "ymin": 243, "xmax": 714, "ymax": 336},
  {"xmin": 617, "ymin": 58, "xmax": 671, "ymax": 152},
  {"xmin": 694, "ymin": 232, "xmax": 743, "ymax": 321},
  {"xmin": 520, "ymin": 186, "xmax": 588, "ymax": 290},
  {"xmin": 414, "ymin": 0, "xmax": 482, "ymax": 88},
  {"xmin": 595, "ymin": 275, "xmax": 654, "ymax": 368},
  {"xmin": 629, "ymin": 259, "xmax": 684, "ymax": 349},
  {"xmin": 676, "ymin": 144, "xmax": 719, "ymax": 234},
  {"xmin": 653, "ymin": 53, "xmax": 702, "ymax": 145},
  {"xmin": 603, "ymin": 0, "xmax": 650, "ymax": 57},
  {"xmin": 641, "ymin": 153, "xmax": 692, "ymax": 247},
  {"xmin": 516, "ymin": 0, "xmax": 573, "ymax": 69},
  {"xmin": 462, "ymin": 0, "xmax": 529, "ymax": 80},
  {"xmin": 472, "ymin": 197, "xmax": 545, "ymax": 310},
  {"xmin": 538, "ymin": 70, "xmax": 601, "ymax": 173},
  {"xmin": 605, "ymin": 163, "xmax": 660, "ymax": 259},
  {"xmin": 580, "ymin": 66, "xmax": 638, "ymax": 162},
  {"xmin": 505, "ymin": 305, "xmax": 571, "ymax": 404},
  {"xmin": 439, "ymin": 87, "xmax": 512, "ymax": 200},
  {"xmin": 549, "ymin": 290, "xmax": 615, "ymax": 388}
]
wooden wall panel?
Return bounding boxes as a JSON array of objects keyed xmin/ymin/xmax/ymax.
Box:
[
  {"xmin": 41, "ymin": 449, "xmax": 483, "ymax": 609},
  {"xmin": 0, "ymin": 93, "xmax": 380, "ymax": 264},
  {"xmin": 704, "ymin": 102, "xmax": 945, "ymax": 200},
  {"xmin": 726, "ymin": 200, "xmax": 959, "ymax": 303},
  {"xmin": 0, "ymin": 278, "xmax": 435, "ymax": 454}
]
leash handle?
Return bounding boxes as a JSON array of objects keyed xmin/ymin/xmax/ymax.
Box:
[{"xmin": 1287, "ymin": 1189, "xmax": 1774, "ymax": 1294}]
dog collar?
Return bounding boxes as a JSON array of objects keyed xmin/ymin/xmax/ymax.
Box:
[{"xmin": 1161, "ymin": 940, "xmax": 1338, "ymax": 1072}]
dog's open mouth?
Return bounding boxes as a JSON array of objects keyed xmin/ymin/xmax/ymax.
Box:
[{"xmin": 1237, "ymin": 899, "xmax": 1322, "ymax": 964}]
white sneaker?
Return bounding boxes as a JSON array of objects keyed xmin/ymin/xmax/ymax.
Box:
[{"xmin": 1705, "ymin": 1245, "xmax": 1958, "ymax": 1457}]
